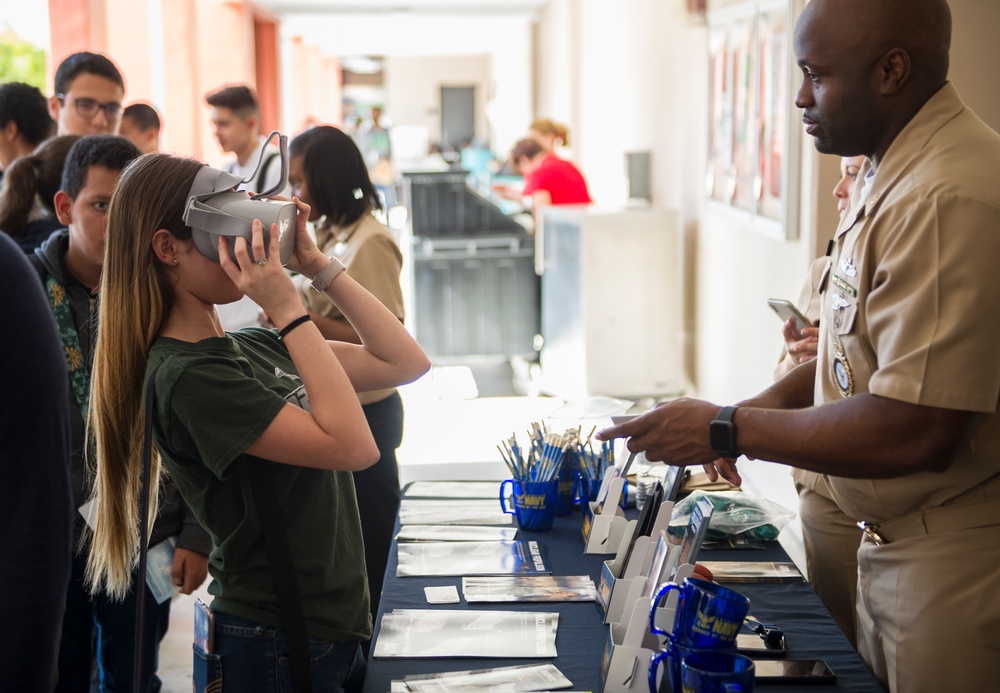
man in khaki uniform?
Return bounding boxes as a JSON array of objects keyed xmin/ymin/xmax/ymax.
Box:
[{"xmin": 597, "ymin": 1, "xmax": 1000, "ymax": 691}]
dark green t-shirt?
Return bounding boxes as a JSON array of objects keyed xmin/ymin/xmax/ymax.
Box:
[{"xmin": 147, "ymin": 327, "xmax": 371, "ymax": 642}]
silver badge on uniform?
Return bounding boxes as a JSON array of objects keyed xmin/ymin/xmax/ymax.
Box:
[
  {"xmin": 841, "ymin": 256, "xmax": 858, "ymax": 278},
  {"xmin": 832, "ymin": 337, "xmax": 854, "ymax": 397},
  {"xmin": 832, "ymin": 294, "xmax": 851, "ymax": 310}
]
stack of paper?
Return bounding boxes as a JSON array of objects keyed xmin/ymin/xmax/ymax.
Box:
[
  {"xmin": 396, "ymin": 525, "xmax": 518, "ymax": 543},
  {"xmin": 399, "ymin": 499, "xmax": 512, "ymax": 526},
  {"xmin": 699, "ymin": 561, "xmax": 804, "ymax": 583},
  {"xmin": 462, "ymin": 576, "xmax": 597, "ymax": 603},
  {"xmin": 405, "ymin": 481, "xmax": 502, "ymax": 499},
  {"xmin": 397, "ymin": 541, "xmax": 549, "ymax": 577},
  {"xmin": 374, "ymin": 610, "xmax": 559, "ymax": 658},
  {"xmin": 399, "ymin": 663, "xmax": 573, "ymax": 691}
]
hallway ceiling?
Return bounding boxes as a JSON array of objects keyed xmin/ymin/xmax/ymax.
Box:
[{"xmin": 256, "ymin": 0, "xmax": 548, "ymax": 17}]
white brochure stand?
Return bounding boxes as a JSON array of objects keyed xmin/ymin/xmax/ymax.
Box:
[{"xmin": 582, "ymin": 475, "xmax": 629, "ymax": 555}]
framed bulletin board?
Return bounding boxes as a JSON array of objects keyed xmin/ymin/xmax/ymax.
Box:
[{"xmin": 705, "ymin": 0, "xmax": 803, "ymax": 240}]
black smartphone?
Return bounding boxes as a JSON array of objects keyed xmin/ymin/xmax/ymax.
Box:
[
  {"xmin": 767, "ymin": 298, "xmax": 813, "ymax": 339},
  {"xmin": 754, "ymin": 659, "xmax": 836, "ymax": 684},
  {"xmin": 736, "ymin": 632, "xmax": 787, "ymax": 658}
]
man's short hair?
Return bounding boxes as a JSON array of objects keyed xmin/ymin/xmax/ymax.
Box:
[
  {"xmin": 53, "ymin": 52, "xmax": 125, "ymax": 95},
  {"xmin": 60, "ymin": 135, "xmax": 140, "ymax": 200},
  {"xmin": 0, "ymin": 82, "xmax": 54, "ymax": 147},
  {"xmin": 122, "ymin": 103, "xmax": 161, "ymax": 132},
  {"xmin": 205, "ymin": 85, "xmax": 260, "ymax": 119}
]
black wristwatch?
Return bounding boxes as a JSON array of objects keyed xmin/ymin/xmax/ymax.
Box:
[{"xmin": 709, "ymin": 405, "xmax": 740, "ymax": 459}]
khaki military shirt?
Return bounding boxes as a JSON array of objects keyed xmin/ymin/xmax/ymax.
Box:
[
  {"xmin": 817, "ymin": 83, "xmax": 1000, "ymax": 522},
  {"xmin": 297, "ymin": 212, "xmax": 405, "ymax": 405}
]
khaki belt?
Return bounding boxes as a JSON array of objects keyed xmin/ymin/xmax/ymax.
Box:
[{"xmin": 857, "ymin": 498, "xmax": 1000, "ymax": 545}]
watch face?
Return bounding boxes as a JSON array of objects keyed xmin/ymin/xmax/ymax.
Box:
[{"xmin": 710, "ymin": 422, "xmax": 735, "ymax": 457}]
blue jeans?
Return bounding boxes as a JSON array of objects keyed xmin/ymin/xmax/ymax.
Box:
[
  {"xmin": 195, "ymin": 611, "xmax": 366, "ymax": 693},
  {"xmin": 56, "ymin": 553, "xmax": 170, "ymax": 693}
]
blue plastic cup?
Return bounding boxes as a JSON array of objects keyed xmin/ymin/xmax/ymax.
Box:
[
  {"xmin": 650, "ymin": 641, "xmax": 696, "ymax": 693},
  {"xmin": 577, "ymin": 474, "xmax": 601, "ymax": 506},
  {"xmin": 649, "ymin": 578, "xmax": 750, "ymax": 649},
  {"xmin": 555, "ymin": 464, "xmax": 578, "ymax": 515},
  {"xmin": 680, "ymin": 650, "xmax": 755, "ymax": 693},
  {"xmin": 500, "ymin": 479, "xmax": 558, "ymax": 531}
]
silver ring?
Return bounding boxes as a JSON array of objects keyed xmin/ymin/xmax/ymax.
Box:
[{"xmin": 256, "ymin": 258, "xmax": 267, "ymax": 266}]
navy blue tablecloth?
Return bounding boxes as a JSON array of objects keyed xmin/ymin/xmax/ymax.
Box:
[{"xmin": 361, "ymin": 486, "xmax": 883, "ymax": 693}]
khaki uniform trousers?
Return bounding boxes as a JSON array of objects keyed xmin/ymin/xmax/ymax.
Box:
[
  {"xmin": 795, "ymin": 479, "xmax": 860, "ymax": 648},
  {"xmin": 856, "ymin": 523, "xmax": 1000, "ymax": 692}
]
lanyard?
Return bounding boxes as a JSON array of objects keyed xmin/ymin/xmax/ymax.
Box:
[{"xmin": 46, "ymin": 275, "xmax": 90, "ymax": 424}]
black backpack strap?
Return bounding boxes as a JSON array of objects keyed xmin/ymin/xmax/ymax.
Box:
[
  {"xmin": 135, "ymin": 364, "xmax": 161, "ymax": 692},
  {"xmin": 247, "ymin": 459, "xmax": 314, "ymax": 693}
]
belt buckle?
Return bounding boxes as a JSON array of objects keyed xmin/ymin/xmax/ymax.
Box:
[{"xmin": 857, "ymin": 521, "xmax": 886, "ymax": 545}]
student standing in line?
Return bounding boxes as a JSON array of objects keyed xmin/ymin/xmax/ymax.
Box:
[
  {"xmin": 32, "ymin": 136, "xmax": 212, "ymax": 693},
  {"xmin": 119, "ymin": 103, "xmax": 162, "ymax": 154},
  {"xmin": 205, "ymin": 85, "xmax": 290, "ymax": 330},
  {"xmin": 85, "ymin": 153, "xmax": 429, "ymax": 692},
  {"xmin": 0, "ymin": 135, "xmax": 79, "ymax": 254},
  {"xmin": 0, "ymin": 81, "xmax": 56, "ymax": 176},
  {"xmin": 205, "ymin": 85, "xmax": 288, "ymax": 196},
  {"xmin": 0, "ymin": 231, "xmax": 73, "ymax": 692},
  {"xmin": 48, "ymin": 52, "xmax": 125, "ymax": 137}
]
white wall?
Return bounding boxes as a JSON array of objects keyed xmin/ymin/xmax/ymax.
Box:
[{"xmin": 384, "ymin": 54, "xmax": 492, "ymax": 150}]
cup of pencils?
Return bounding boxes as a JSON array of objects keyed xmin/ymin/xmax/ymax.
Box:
[
  {"xmin": 498, "ymin": 425, "xmax": 571, "ymax": 531},
  {"xmin": 575, "ymin": 439, "xmax": 615, "ymax": 507},
  {"xmin": 500, "ymin": 478, "xmax": 559, "ymax": 531}
]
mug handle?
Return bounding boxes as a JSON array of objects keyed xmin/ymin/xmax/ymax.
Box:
[
  {"xmin": 648, "ymin": 648, "xmax": 669, "ymax": 693},
  {"xmin": 649, "ymin": 582, "xmax": 681, "ymax": 639},
  {"xmin": 499, "ymin": 479, "xmax": 514, "ymax": 515}
]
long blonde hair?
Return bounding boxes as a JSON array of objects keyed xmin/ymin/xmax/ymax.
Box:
[{"xmin": 86, "ymin": 153, "xmax": 203, "ymax": 600}]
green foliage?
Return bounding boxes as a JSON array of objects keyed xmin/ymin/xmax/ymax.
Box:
[{"xmin": 0, "ymin": 35, "xmax": 48, "ymax": 91}]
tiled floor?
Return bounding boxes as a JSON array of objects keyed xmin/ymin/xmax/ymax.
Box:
[{"xmin": 157, "ymin": 363, "xmax": 569, "ymax": 691}]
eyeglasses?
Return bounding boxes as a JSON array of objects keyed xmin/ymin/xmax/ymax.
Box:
[{"xmin": 57, "ymin": 94, "xmax": 122, "ymax": 122}]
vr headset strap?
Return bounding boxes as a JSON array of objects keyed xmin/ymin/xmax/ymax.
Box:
[{"xmin": 247, "ymin": 459, "xmax": 314, "ymax": 693}]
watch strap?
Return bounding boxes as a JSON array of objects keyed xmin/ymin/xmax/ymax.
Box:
[{"xmin": 310, "ymin": 256, "xmax": 346, "ymax": 292}]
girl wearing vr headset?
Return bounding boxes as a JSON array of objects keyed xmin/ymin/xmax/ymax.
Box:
[{"xmin": 85, "ymin": 153, "xmax": 430, "ymax": 691}]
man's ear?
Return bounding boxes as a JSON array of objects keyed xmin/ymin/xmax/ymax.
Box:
[
  {"xmin": 48, "ymin": 94, "xmax": 62, "ymax": 123},
  {"xmin": 2, "ymin": 120, "xmax": 18, "ymax": 143},
  {"xmin": 246, "ymin": 114, "xmax": 260, "ymax": 136},
  {"xmin": 151, "ymin": 228, "xmax": 180, "ymax": 266},
  {"xmin": 54, "ymin": 190, "xmax": 73, "ymax": 226},
  {"xmin": 877, "ymin": 48, "xmax": 911, "ymax": 95}
]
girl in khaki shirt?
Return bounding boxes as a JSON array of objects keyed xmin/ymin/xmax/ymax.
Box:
[{"xmin": 286, "ymin": 126, "xmax": 406, "ymax": 639}]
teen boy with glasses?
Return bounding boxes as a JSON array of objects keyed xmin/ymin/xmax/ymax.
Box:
[{"xmin": 49, "ymin": 52, "xmax": 125, "ymax": 136}]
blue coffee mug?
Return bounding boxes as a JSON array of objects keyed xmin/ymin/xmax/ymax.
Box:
[
  {"xmin": 649, "ymin": 577, "xmax": 750, "ymax": 649},
  {"xmin": 649, "ymin": 641, "xmax": 697, "ymax": 693},
  {"xmin": 680, "ymin": 650, "xmax": 755, "ymax": 693}
]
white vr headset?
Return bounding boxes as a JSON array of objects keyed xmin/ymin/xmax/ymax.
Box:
[{"xmin": 183, "ymin": 131, "xmax": 296, "ymax": 266}]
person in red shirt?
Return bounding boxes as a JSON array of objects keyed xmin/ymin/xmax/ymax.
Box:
[{"xmin": 493, "ymin": 138, "xmax": 591, "ymax": 232}]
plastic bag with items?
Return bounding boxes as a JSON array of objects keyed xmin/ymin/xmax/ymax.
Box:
[{"xmin": 669, "ymin": 490, "xmax": 796, "ymax": 543}]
